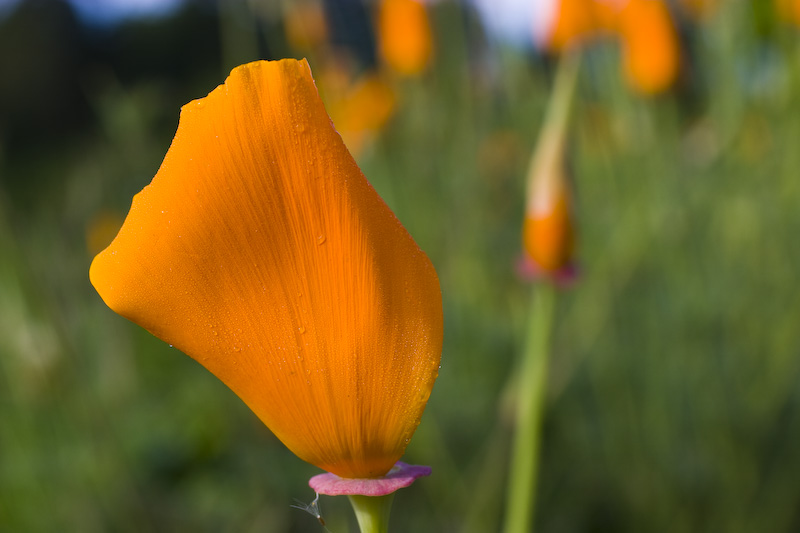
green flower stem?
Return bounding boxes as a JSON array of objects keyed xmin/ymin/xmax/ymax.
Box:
[
  {"xmin": 503, "ymin": 283, "xmax": 557, "ymax": 533},
  {"xmin": 347, "ymin": 494, "xmax": 395, "ymax": 533},
  {"xmin": 537, "ymin": 48, "xmax": 581, "ymax": 164}
]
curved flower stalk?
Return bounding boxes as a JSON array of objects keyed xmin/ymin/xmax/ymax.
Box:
[{"xmin": 90, "ymin": 59, "xmax": 443, "ymax": 489}]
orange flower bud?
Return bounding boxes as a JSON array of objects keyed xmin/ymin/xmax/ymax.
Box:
[
  {"xmin": 90, "ymin": 59, "xmax": 443, "ymax": 479},
  {"xmin": 523, "ymin": 174, "xmax": 574, "ymax": 274},
  {"xmin": 522, "ymin": 136, "xmax": 575, "ymax": 277},
  {"xmin": 521, "ymin": 50, "xmax": 579, "ymax": 282}
]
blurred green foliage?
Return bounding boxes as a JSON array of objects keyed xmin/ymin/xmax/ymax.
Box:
[{"xmin": 2, "ymin": 0, "xmax": 800, "ymax": 531}]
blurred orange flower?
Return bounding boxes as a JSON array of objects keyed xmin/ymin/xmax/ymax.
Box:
[
  {"xmin": 283, "ymin": 0, "xmax": 328, "ymax": 52},
  {"xmin": 777, "ymin": 0, "xmax": 800, "ymax": 25},
  {"xmin": 377, "ymin": 0, "xmax": 434, "ymax": 76},
  {"xmin": 321, "ymin": 67, "xmax": 397, "ymax": 155},
  {"xmin": 90, "ymin": 59, "xmax": 443, "ymax": 479},
  {"xmin": 543, "ymin": 0, "xmax": 680, "ymax": 94},
  {"xmin": 617, "ymin": 0, "xmax": 681, "ymax": 94},
  {"xmin": 547, "ymin": 0, "xmax": 612, "ymax": 51}
]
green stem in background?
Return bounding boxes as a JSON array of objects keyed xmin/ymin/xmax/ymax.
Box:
[
  {"xmin": 348, "ymin": 494, "xmax": 395, "ymax": 533},
  {"xmin": 503, "ymin": 283, "xmax": 557, "ymax": 533},
  {"xmin": 536, "ymin": 48, "xmax": 582, "ymax": 166},
  {"xmin": 503, "ymin": 48, "xmax": 580, "ymax": 533}
]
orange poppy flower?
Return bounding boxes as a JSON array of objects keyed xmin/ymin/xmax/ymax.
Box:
[
  {"xmin": 541, "ymin": 0, "xmax": 679, "ymax": 94},
  {"xmin": 377, "ymin": 0, "xmax": 434, "ymax": 76},
  {"xmin": 283, "ymin": 0, "xmax": 328, "ymax": 52},
  {"xmin": 320, "ymin": 67, "xmax": 397, "ymax": 155},
  {"xmin": 777, "ymin": 0, "xmax": 800, "ymax": 26},
  {"xmin": 89, "ymin": 59, "xmax": 443, "ymax": 480},
  {"xmin": 547, "ymin": 0, "xmax": 608, "ymax": 51},
  {"xmin": 617, "ymin": 0, "xmax": 681, "ymax": 94}
]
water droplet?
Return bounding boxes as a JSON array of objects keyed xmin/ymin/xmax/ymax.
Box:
[
  {"xmin": 295, "ymin": 123, "xmax": 306, "ymax": 133},
  {"xmin": 298, "ymin": 326, "xmax": 306, "ymax": 334},
  {"xmin": 317, "ymin": 234, "xmax": 326, "ymax": 245}
]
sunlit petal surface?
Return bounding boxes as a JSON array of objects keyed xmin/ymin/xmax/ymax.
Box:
[{"xmin": 90, "ymin": 59, "xmax": 443, "ymax": 479}]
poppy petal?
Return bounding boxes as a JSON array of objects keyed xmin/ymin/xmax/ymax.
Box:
[{"xmin": 90, "ymin": 59, "xmax": 443, "ymax": 479}]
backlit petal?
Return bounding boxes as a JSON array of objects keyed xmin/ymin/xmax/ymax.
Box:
[{"xmin": 90, "ymin": 59, "xmax": 443, "ymax": 479}]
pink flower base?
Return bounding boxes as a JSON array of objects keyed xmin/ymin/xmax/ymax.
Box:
[
  {"xmin": 309, "ymin": 462, "xmax": 431, "ymax": 497},
  {"xmin": 515, "ymin": 255, "xmax": 579, "ymax": 287}
]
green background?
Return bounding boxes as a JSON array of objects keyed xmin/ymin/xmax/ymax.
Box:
[{"xmin": 2, "ymin": 1, "xmax": 800, "ymax": 531}]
